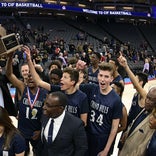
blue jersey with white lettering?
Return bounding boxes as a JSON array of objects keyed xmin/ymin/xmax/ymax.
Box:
[
  {"xmin": 66, "ymin": 90, "xmax": 89, "ymax": 117},
  {"xmin": 50, "ymin": 85, "xmax": 89, "ymax": 117},
  {"xmin": 88, "ymin": 66, "xmax": 99, "ymax": 84},
  {"xmin": 18, "ymin": 87, "xmax": 47, "ymax": 139},
  {"xmin": 0, "ymin": 133, "xmax": 26, "ymax": 156},
  {"xmin": 80, "ymin": 83, "xmax": 122, "ymax": 135}
]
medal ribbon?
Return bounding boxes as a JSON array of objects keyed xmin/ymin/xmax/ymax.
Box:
[{"xmin": 27, "ymin": 87, "xmax": 40, "ymax": 109}]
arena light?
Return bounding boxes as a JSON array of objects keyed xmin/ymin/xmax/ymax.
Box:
[
  {"xmin": 119, "ymin": 18, "xmax": 125, "ymax": 20},
  {"xmin": 56, "ymin": 13, "xmax": 65, "ymax": 16},
  {"xmin": 123, "ymin": 6, "xmax": 133, "ymax": 11},
  {"xmin": 45, "ymin": 0, "xmax": 57, "ymax": 4},
  {"xmin": 103, "ymin": 6, "xmax": 116, "ymax": 10},
  {"xmin": 18, "ymin": 11, "xmax": 28, "ymax": 14},
  {"xmin": 47, "ymin": 13, "xmax": 52, "ymax": 15},
  {"xmin": 60, "ymin": 1, "xmax": 68, "ymax": 5},
  {"xmin": 78, "ymin": 4, "xmax": 86, "ymax": 8},
  {"xmin": 139, "ymin": 19, "xmax": 147, "ymax": 22}
]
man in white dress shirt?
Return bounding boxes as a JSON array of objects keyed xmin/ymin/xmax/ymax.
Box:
[{"xmin": 37, "ymin": 91, "xmax": 88, "ymax": 156}]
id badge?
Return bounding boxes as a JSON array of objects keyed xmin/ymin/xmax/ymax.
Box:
[{"xmin": 3, "ymin": 151, "xmax": 8, "ymax": 156}]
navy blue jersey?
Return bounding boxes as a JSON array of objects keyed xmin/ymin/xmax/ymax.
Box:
[
  {"xmin": 127, "ymin": 93, "xmax": 144, "ymax": 127},
  {"xmin": 80, "ymin": 83, "xmax": 122, "ymax": 135},
  {"xmin": 18, "ymin": 87, "xmax": 47, "ymax": 139},
  {"xmin": 66, "ymin": 90, "xmax": 89, "ymax": 117},
  {"xmin": 50, "ymin": 85, "xmax": 89, "ymax": 117},
  {"xmin": 146, "ymin": 131, "xmax": 156, "ymax": 156},
  {"xmin": 111, "ymin": 75, "xmax": 124, "ymax": 84},
  {"xmin": 0, "ymin": 133, "xmax": 26, "ymax": 156},
  {"xmin": 88, "ymin": 66, "xmax": 99, "ymax": 84},
  {"xmin": 50, "ymin": 85, "xmax": 60, "ymax": 92}
]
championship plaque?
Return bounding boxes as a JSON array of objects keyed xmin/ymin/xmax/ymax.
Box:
[{"xmin": 0, "ymin": 33, "xmax": 22, "ymax": 56}]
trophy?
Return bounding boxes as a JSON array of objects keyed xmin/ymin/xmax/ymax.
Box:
[{"xmin": 0, "ymin": 33, "xmax": 23, "ymax": 56}]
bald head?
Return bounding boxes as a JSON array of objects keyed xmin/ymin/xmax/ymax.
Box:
[
  {"xmin": 43, "ymin": 91, "xmax": 68, "ymax": 118},
  {"xmin": 145, "ymin": 86, "xmax": 156, "ymax": 112}
]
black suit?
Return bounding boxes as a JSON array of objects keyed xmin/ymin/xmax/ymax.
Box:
[
  {"xmin": 37, "ymin": 112, "xmax": 88, "ymax": 156},
  {"xmin": 0, "ymin": 74, "xmax": 17, "ymax": 116}
]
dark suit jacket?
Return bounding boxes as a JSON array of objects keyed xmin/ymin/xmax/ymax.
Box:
[
  {"xmin": 36, "ymin": 112, "xmax": 88, "ymax": 156},
  {"xmin": 0, "ymin": 74, "xmax": 17, "ymax": 116}
]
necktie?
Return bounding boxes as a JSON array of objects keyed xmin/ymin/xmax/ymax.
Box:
[{"xmin": 48, "ymin": 119, "xmax": 54, "ymax": 143}]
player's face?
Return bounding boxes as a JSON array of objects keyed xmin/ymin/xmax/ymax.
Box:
[
  {"xmin": 49, "ymin": 65, "xmax": 59, "ymax": 74},
  {"xmin": 49, "ymin": 73, "xmax": 60, "ymax": 85},
  {"xmin": 98, "ymin": 70, "xmax": 113, "ymax": 91},
  {"xmin": 27, "ymin": 74, "xmax": 36, "ymax": 88},
  {"xmin": 90, "ymin": 54, "xmax": 98, "ymax": 65},
  {"xmin": 149, "ymin": 112, "xmax": 156, "ymax": 129},
  {"xmin": 43, "ymin": 95, "xmax": 63, "ymax": 118},
  {"xmin": 0, "ymin": 125, "xmax": 4, "ymax": 134},
  {"xmin": 21, "ymin": 64, "xmax": 29, "ymax": 80},
  {"xmin": 60, "ymin": 72, "xmax": 75, "ymax": 92},
  {"xmin": 79, "ymin": 72, "xmax": 85, "ymax": 84}
]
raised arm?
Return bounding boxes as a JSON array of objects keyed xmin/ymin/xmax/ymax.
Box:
[
  {"xmin": 23, "ymin": 46, "xmax": 51, "ymax": 91},
  {"xmin": 118, "ymin": 55, "xmax": 147, "ymax": 104},
  {"xmin": 118, "ymin": 106, "xmax": 127, "ymax": 133},
  {"xmin": 6, "ymin": 52, "xmax": 24, "ymax": 95},
  {"xmin": 98, "ymin": 118, "xmax": 120, "ymax": 156}
]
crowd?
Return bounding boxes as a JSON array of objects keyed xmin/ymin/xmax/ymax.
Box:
[
  {"xmin": 0, "ymin": 17, "xmax": 156, "ymax": 156},
  {"xmin": 0, "ymin": 43, "xmax": 155, "ymax": 156}
]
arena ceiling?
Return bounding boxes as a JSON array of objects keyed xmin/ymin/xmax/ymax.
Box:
[
  {"xmin": 88, "ymin": 0, "xmax": 153, "ymax": 3},
  {"xmin": 1, "ymin": 0, "xmax": 156, "ymax": 5},
  {"xmin": 64, "ymin": 0, "xmax": 156, "ymax": 5}
]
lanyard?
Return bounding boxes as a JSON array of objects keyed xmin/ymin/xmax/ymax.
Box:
[{"xmin": 27, "ymin": 87, "xmax": 40, "ymax": 109}]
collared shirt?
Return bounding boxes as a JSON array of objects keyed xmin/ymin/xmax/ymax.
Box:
[{"xmin": 44, "ymin": 111, "xmax": 65, "ymax": 142}]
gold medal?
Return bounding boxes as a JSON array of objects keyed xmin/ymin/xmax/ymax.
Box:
[{"xmin": 32, "ymin": 108, "xmax": 37, "ymax": 117}]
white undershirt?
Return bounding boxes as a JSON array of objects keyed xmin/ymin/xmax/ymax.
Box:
[
  {"xmin": 0, "ymin": 88, "xmax": 4, "ymax": 108},
  {"xmin": 44, "ymin": 111, "xmax": 65, "ymax": 142}
]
